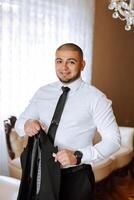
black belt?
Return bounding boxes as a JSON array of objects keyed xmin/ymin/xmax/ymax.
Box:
[{"xmin": 61, "ymin": 164, "xmax": 92, "ymax": 175}]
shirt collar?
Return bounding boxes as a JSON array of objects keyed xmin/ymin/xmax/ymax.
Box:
[{"xmin": 57, "ymin": 77, "xmax": 83, "ymax": 92}]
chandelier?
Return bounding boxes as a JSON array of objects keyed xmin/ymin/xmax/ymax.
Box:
[{"xmin": 108, "ymin": 0, "xmax": 134, "ymax": 31}]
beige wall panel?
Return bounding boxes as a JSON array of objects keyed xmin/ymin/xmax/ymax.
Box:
[{"xmin": 92, "ymin": 0, "xmax": 134, "ymax": 126}]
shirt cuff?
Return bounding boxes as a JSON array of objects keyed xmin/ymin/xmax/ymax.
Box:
[
  {"xmin": 78, "ymin": 145, "xmax": 104, "ymax": 164},
  {"xmin": 15, "ymin": 118, "xmax": 27, "ymax": 137}
]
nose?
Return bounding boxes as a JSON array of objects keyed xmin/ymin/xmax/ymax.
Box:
[{"xmin": 62, "ymin": 61, "xmax": 68, "ymax": 71}]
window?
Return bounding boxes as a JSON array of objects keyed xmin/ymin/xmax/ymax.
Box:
[{"xmin": 0, "ymin": 0, "xmax": 95, "ymax": 120}]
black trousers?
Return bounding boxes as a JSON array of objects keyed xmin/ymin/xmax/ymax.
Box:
[{"xmin": 59, "ymin": 164, "xmax": 95, "ymax": 200}]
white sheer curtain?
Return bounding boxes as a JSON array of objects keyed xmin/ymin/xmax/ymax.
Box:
[{"xmin": 0, "ymin": 0, "xmax": 95, "ymax": 175}]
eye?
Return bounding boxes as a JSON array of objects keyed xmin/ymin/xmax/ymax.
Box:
[
  {"xmin": 71, "ymin": 61, "xmax": 75, "ymax": 64},
  {"xmin": 68, "ymin": 60, "xmax": 75, "ymax": 64},
  {"xmin": 56, "ymin": 60, "xmax": 62, "ymax": 64}
]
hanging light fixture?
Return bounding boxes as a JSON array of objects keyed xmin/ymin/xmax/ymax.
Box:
[{"xmin": 108, "ymin": 0, "xmax": 134, "ymax": 31}]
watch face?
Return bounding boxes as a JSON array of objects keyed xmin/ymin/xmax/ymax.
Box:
[{"xmin": 74, "ymin": 151, "xmax": 83, "ymax": 165}]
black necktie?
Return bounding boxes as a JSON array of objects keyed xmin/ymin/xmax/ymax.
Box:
[
  {"xmin": 47, "ymin": 86, "xmax": 70, "ymax": 144},
  {"xmin": 36, "ymin": 87, "xmax": 70, "ymax": 195}
]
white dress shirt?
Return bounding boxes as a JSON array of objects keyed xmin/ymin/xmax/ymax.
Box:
[{"xmin": 15, "ymin": 77, "xmax": 120, "ymax": 164}]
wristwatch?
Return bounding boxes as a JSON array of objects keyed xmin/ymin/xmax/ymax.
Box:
[{"xmin": 74, "ymin": 151, "xmax": 83, "ymax": 165}]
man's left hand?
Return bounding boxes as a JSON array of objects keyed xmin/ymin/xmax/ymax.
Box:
[{"xmin": 53, "ymin": 149, "xmax": 77, "ymax": 167}]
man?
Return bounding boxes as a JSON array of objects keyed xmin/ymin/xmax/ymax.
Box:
[{"xmin": 15, "ymin": 43, "xmax": 120, "ymax": 200}]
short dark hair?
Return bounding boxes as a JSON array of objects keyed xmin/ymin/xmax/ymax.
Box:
[{"xmin": 56, "ymin": 43, "xmax": 83, "ymax": 59}]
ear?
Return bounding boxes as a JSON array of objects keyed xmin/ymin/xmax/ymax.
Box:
[{"xmin": 81, "ymin": 60, "xmax": 86, "ymax": 71}]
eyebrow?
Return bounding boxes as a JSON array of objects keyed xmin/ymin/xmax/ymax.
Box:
[
  {"xmin": 55, "ymin": 58, "xmax": 78, "ymax": 62},
  {"xmin": 55, "ymin": 58, "xmax": 62, "ymax": 60}
]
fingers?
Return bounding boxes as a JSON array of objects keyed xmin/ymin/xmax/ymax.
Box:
[
  {"xmin": 24, "ymin": 119, "xmax": 41, "ymax": 137},
  {"xmin": 52, "ymin": 153, "xmax": 58, "ymax": 162},
  {"xmin": 56, "ymin": 151, "xmax": 68, "ymax": 166},
  {"xmin": 39, "ymin": 121, "xmax": 48, "ymax": 132},
  {"xmin": 52, "ymin": 149, "xmax": 76, "ymax": 167},
  {"xmin": 52, "ymin": 152, "xmax": 67, "ymax": 166}
]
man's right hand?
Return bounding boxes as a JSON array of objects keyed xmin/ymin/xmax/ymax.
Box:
[{"xmin": 24, "ymin": 119, "xmax": 48, "ymax": 137}]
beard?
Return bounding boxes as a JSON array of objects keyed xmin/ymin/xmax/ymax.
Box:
[{"xmin": 57, "ymin": 72, "xmax": 81, "ymax": 84}]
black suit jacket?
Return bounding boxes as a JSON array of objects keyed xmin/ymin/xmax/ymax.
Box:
[{"xmin": 17, "ymin": 129, "xmax": 61, "ymax": 200}]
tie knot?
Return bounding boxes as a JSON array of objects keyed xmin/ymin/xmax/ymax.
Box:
[{"xmin": 61, "ymin": 86, "xmax": 70, "ymax": 93}]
